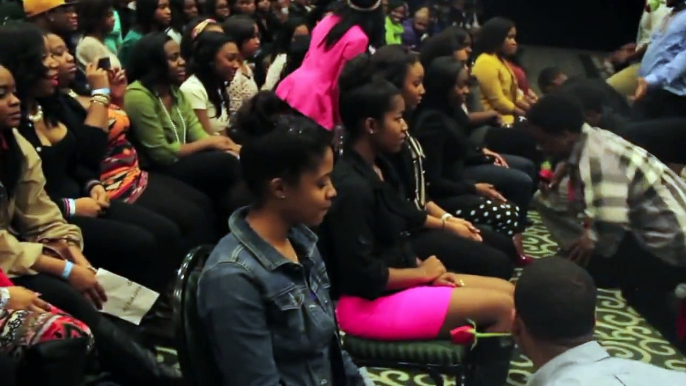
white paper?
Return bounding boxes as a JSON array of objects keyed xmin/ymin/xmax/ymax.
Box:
[{"xmin": 95, "ymin": 269, "xmax": 160, "ymax": 325}]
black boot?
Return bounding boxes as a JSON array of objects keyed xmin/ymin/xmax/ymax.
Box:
[
  {"xmin": 466, "ymin": 336, "xmax": 515, "ymax": 386},
  {"xmin": 94, "ymin": 317, "xmax": 183, "ymax": 385},
  {"xmin": 17, "ymin": 337, "xmax": 90, "ymax": 386}
]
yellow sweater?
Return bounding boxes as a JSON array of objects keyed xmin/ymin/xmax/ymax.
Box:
[{"xmin": 472, "ymin": 53, "xmax": 522, "ymax": 124}]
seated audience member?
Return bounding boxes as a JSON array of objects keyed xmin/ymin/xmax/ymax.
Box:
[
  {"xmin": 180, "ymin": 31, "xmax": 242, "ymax": 136},
  {"xmin": 204, "ymin": 0, "xmax": 232, "ymax": 22},
  {"xmin": 76, "ymin": 0, "xmax": 123, "ymax": 70},
  {"xmin": 255, "ymin": 0, "xmax": 277, "ymax": 45},
  {"xmin": 275, "ymin": 0, "xmax": 384, "ymax": 130},
  {"xmin": 275, "ymin": 35, "xmax": 311, "ymax": 88},
  {"xmin": 372, "ymin": 45, "xmax": 531, "ymax": 265},
  {"xmin": 223, "ymin": 15, "xmax": 261, "ymax": 116},
  {"xmin": 180, "ymin": 17, "xmax": 224, "ymax": 61},
  {"xmin": 0, "ymin": 64, "xmax": 180, "ymax": 383},
  {"xmin": 538, "ymin": 67, "xmax": 568, "ymax": 95},
  {"xmin": 170, "ymin": 0, "xmax": 200, "ymax": 38},
  {"xmin": 401, "ymin": 6, "xmax": 430, "ymax": 51},
  {"xmin": 24, "ymin": 0, "xmax": 78, "ymax": 45},
  {"xmin": 514, "ymin": 257, "xmax": 686, "ymax": 385},
  {"xmin": 230, "ymin": 90, "xmax": 292, "ymax": 143},
  {"xmin": 525, "ymin": 95, "xmax": 686, "ymax": 348},
  {"xmin": 634, "ymin": 0, "xmax": 686, "ymax": 119},
  {"xmin": 119, "ymin": 0, "xmax": 173, "ymax": 68},
  {"xmin": 321, "ymin": 54, "xmax": 515, "ymax": 385},
  {"xmin": 48, "ymin": 32, "xmax": 217, "ymax": 252},
  {"xmin": 230, "ymin": 0, "xmax": 256, "ymax": 16},
  {"xmin": 1, "ymin": 24, "xmax": 180, "ymax": 293},
  {"xmin": 261, "ymin": 17, "xmax": 310, "ymax": 91},
  {"xmin": 198, "ymin": 116, "xmax": 370, "ymax": 386},
  {"xmin": 472, "ymin": 17, "xmax": 529, "ymax": 124},
  {"xmin": 124, "ymin": 32, "xmax": 240, "ymax": 217},
  {"xmin": 414, "ymin": 56, "xmax": 535, "ymax": 233},
  {"xmin": 384, "ymin": 0, "xmax": 405, "ymax": 45}
]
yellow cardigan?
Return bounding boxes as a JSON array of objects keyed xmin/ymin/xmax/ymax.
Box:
[{"xmin": 472, "ymin": 53, "xmax": 522, "ymax": 124}]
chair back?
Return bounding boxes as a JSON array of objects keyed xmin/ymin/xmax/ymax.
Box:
[{"xmin": 172, "ymin": 245, "xmax": 221, "ymax": 386}]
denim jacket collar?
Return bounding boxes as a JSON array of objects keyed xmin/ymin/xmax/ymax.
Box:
[{"xmin": 228, "ymin": 206, "xmax": 319, "ymax": 271}]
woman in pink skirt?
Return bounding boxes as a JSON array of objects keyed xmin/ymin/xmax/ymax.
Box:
[
  {"xmin": 321, "ymin": 54, "xmax": 515, "ymax": 342},
  {"xmin": 275, "ymin": 0, "xmax": 384, "ymax": 130}
]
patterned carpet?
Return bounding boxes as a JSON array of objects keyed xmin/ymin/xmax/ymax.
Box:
[{"xmin": 157, "ymin": 212, "xmax": 686, "ymax": 385}]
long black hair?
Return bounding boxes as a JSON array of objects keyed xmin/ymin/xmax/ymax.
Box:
[
  {"xmin": 322, "ymin": 0, "xmax": 385, "ymax": 50},
  {"xmin": 222, "ymin": 15, "xmax": 256, "ymax": 55},
  {"xmin": 190, "ymin": 31, "xmax": 236, "ymax": 119},
  {"xmin": 78, "ymin": 0, "xmax": 115, "ymax": 35},
  {"xmin": 240, "ymin": 114, "xmax": 331, "ymax": 205},
  {"xmin": 338, "ymin": 53, "xmax": 400, "ymax": 145},
  {"xmin": 0, "ymin": 23, "xmax": 60, "ymax": 126},
  {"xmin": 127, "ymin": 32, "xmax": 174, "ymax": 91},
  {"xmin": 170, "ymin": 0, "xmax": 196, "ymax": 33},
  {"xmin": 371, "ymin": 44, "xmax": 419, "ymax": 90},
  {"xmin": 421, "ymin": 56, "xmax": 467, "ymax": 115},
  {"xmin": 180, "ymin": 17, "xmax": 222, "ymax": 60},
  {"xmin": 273, "ymin": 16, "xmax": 307, "ymax": 55},
  {"xmin": 135, "ymin": 0, "xmax": 167, "ymax": 33},
  {"xmin": 473, "ymin": 16, "xmax": 515, "ymax": 58},
  {"xmin": 280, "ymin": 34, "xmax": 310, "ymax": 81}
]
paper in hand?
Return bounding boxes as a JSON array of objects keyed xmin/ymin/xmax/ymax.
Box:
[{"xmin": 95, "ymin": 269, "xmax": 160, "ymax": 325}]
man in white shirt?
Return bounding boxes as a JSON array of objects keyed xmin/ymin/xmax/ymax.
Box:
[{"xmin": 513, "ymin": 257, "xmax": 686, "ymax": 386}]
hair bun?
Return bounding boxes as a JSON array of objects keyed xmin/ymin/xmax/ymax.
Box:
[{"xmin": 338, "ymin": 53, "xmax": 377, "ymax": 95}]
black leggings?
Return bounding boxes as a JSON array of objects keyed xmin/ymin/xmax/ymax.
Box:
[
  {"xmin": 410, "ymin": 228, "xmax": 515, "ymax": 280},
  {"xmin": 156, "ymin": 151, "xmax": 240, "ymax": 206},
  {"xmin": 436, "ymin": 195, "xmax": 522, "ymax": 236},
  {"xmin": 70, "ymin": 200, "xmax": 181, "ymax": 292},
  {"xmin": 135, "ymin": 173, "xmax": 217, "ymax": 248}
]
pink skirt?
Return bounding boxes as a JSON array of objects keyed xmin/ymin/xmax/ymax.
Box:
[{"xmin": 336, "ymin": 286, "xmax": 453, "ymax": 341}]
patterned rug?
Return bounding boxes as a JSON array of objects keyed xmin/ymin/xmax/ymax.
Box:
[{"xmin": 157, "ymin": 212, "xmax": 686, "ymax": 385}]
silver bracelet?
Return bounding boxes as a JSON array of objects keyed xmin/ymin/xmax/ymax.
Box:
[{"xmin": 0, "ymin": 288, "xmax": 10, "ymax": 309}]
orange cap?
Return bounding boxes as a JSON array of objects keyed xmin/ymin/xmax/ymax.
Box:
[{"xmin": 23, "ymin": 0, "xmax": 67, "ymax": 18}]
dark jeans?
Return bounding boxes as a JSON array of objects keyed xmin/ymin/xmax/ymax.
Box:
[
  {"xmin": 620, "ymin": 118, "xmax": 686, "ymax": 165},
  {"xmin": 70, "ymin": 200, "xmax": 181, "ymax": 292},
  {"xmin": 410, "ymin": 228, "xmax": 516, "ymax": 280},
  {"xmin": 633, "ymin": 89, "xmax": 686, "ymax": 120},
  {"xmin": 135, "ymin": 173, "xmax": 217, "ymax": 248},
  {"xmin": 464, "ymin": 155, "xmax": 535, "ymax": 225}
]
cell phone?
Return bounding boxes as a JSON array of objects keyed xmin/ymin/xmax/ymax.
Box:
[{"xmin": 97, "ymin": 57, "xmax": 111, "ymax": 70}]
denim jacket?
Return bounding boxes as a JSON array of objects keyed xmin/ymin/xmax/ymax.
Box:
[{"xmin": 198, "ymin": 207, "xmax": 364, "ymax": 386}]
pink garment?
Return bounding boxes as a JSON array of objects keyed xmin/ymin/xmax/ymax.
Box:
[
  {"xmin": 336, "ymin": 286, "xmax": 453, "ymax": 341},
  {"xmin": 275, "ymin": 15, "xmax": 369, "ymax": 130},
  {"xmin": 506, "ymin": 60, "xmax": 530, "ymax": 94}
]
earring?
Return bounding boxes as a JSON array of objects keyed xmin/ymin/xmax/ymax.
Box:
[{"xmin": 278, "ymin": 195, "xmax": 286, "ymax": 199}]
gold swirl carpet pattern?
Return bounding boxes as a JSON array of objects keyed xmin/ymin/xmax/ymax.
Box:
[{"xmin": 156, "ymin": 212, "xmax": 686, "ymax": 385}]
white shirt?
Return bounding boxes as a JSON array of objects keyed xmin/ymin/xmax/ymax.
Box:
[
  {"xmin": 76, "ymin": 36, "xmax": 122, "ymax": 69},
  {"xmin": 228, "ymin": 65, "xmax": 258, "ymax": 120},
  {"xmin": 526, "ymin": 341, "xmax": 686, "ymax": 386},
  {"xmin": 262, "ymin": 53, "xmax": 287, "ymax": 91},
  {"xmin": 180, "ymin": 75, "xmax": 230, "ymax": 135}
]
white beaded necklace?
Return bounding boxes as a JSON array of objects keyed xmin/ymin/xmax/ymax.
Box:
[
  {"xmin": 158, "ymin": 96, "xmax": 187, "ymax": 143},
  {"xmin": 27, "ymin": 104, "xmax": 44, "ymax": 124}
]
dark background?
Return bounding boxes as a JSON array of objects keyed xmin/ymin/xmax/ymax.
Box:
[{"xmin": 482, "ymin": 0, "xmax": 647, "ymax": 51}]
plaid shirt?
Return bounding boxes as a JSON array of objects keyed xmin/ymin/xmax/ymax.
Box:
[{"xmin": 566, "ymin": 124, "xmax": 686, "ymax": 266}]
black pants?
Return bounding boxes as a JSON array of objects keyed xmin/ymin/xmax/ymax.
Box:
[
  {"xmin": 0, "ymin": 354, "xmax": 16, "ymax": 386},
  {"xmin": 70, "ymin": 200, "xmax": 181, "ymax": 292},
  {"xmin": 155, "ymin": 151, "xmax": 241, "ymax": 231},
  {"xmin": 633, "ymin": 89, "xmax": 686, "ymax": 120},
  {"xmin": 620, "ymin": 118, "xmax": 686, "ymax": 165},
  {"xmin": 135, "ymin": 173, "xmax": 217, "ymax": 248},
  {"xmin": 410, "ymin": 228, "xmax": 516, "ymax": 280},
  {"xmin": 484, "ymin": 126, "xmax": 543, "ymax": 168}
]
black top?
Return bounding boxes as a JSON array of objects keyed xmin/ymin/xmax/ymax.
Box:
[
  {"xmin": 17, "ymin": 93, "xmax": 107, "ymax": 216},
  {"xmin": 319, "ymin": 150, "xmax": 426, "ymax": 300},
  {"xmin": 412, "ymin": 107, "xmax": 479, "ymax": 199}
]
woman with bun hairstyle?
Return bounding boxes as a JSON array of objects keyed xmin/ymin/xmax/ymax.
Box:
[
  {"xmin": 198, "ymin": 114, "xmax": 372, "ymax": 386},
  {"xmin": 275, "ymin": 0, "xmax": 385, "ymax": 130},
  {"xmin": 321, "ymin": 54, "xmax": 515, "ymax": 349}
]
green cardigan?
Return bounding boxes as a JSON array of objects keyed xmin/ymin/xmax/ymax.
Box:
[{"xmin": 124, "ymin": 81, "xmax": 209, "ymax": 166}]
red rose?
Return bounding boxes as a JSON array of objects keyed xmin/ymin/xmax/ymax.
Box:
[{"xmin": 450, "ymin": 325, "xmax": 476, "ymax": 346}]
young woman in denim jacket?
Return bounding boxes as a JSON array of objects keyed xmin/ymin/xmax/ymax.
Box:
[{"xmin": 198, "ymin": 115, "xmax": 370, "ymax": 386}]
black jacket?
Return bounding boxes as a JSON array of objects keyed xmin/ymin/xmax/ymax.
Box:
[{"xmin": 319, "ymin": 150, "xmax": 426, "ymax": 300}]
